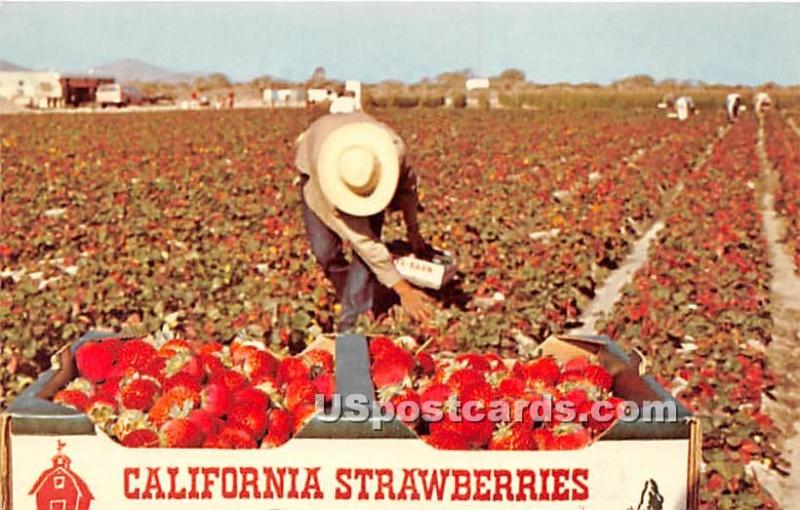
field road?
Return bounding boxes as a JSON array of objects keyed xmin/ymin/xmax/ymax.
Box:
[{"xmin": 751, "ymin": 117, "xmax": 800, "ymax": 509}]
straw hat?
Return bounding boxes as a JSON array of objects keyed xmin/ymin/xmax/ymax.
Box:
[{"xmin": 315, "ymin": 122, "xmax": 400, "ymax": 217}]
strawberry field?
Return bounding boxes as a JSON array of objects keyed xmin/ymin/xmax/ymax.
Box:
[{"xmin": 2, "ymin": 107, "xmax": 799, "ymax": 508}]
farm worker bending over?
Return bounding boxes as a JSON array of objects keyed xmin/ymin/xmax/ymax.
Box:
[
  {"xmin": 754, "ymin": 92, "xmax": 772, "ymax": 115},
  {"xmin": 295, "ymin": 112, "xmax": 435, "ymax": 331},
  {"xmin": 675, "ymin": 96, "xmax": 695, "ymax": 121},
  {"xmin": 726, "ymin": 93, "xmax": 742, "ymax": 122}
]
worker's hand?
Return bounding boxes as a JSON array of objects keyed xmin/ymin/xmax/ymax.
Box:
[
  {"xmin": 393, "ymin": 280, "xmax": 435, "ymax": 323},
  {"xmin": 409, "ymin": 233, "xmax": 435, "ymax": 259}
]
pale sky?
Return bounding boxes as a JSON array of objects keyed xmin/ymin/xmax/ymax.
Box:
[{"xmin": 1, "ymin": 2, "xmax": 798, "ymax": 85}]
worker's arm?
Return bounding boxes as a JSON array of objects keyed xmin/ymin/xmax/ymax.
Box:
[
  {"xmin": 332, "ymin": 210, "xmax": 434, "ymax": 323},
  {"xmin": 391, "ymin": 166, "xmax": 434, "ymax": 257}
]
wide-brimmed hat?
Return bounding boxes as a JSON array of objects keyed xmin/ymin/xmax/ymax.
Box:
[{"xmin": 315, "ymin": 122, "xmax": 400, "ymax": 217}]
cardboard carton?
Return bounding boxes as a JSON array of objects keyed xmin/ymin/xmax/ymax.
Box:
[{"xmin": 1, "ymin": 333, "xmax": 699, "ymax": 510}]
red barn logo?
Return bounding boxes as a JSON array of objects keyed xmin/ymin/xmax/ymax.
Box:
[{"xmin": 28, "ymin": 440, "xmax": 94, "ymax": 510}]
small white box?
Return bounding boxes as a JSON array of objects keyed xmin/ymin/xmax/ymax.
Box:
[{"xmin": 393, "ymin": 255, "xmax": 456, "ymax": 290}]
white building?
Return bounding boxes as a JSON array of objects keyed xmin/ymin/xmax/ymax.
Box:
[
  {"xmin": 345, "ymin": 79, "xmax": 362, "ymax": 108},
  {"xmin": 307, "ymin": 88, "xmax": 335, "ymax": 104},
  {"xmin": 0, "ymin": 71, "xmax": 63, "ymax": 108},
  {"xmin": 263, "ymin": 88, "xmax": 307, "ymax": 108},
  {"xmin": 465, "ymin": 78, "xmax": 490, "ymax": 91}
]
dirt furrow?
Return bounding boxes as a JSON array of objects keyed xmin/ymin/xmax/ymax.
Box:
[
  {"xmin": 750, "ymin": 118, "xmax": 800, "ymax": 509},
  {"xmin": 570, "ymin": 123, "xmax": 731, "ymax": 335}
]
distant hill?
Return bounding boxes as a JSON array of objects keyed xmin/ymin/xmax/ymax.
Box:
[
  {"xmin": 0, "ymin": 60, "xmax": 28, "ymax": 71},
  {"xmin": 85, "ymin": 58, "xmax": 206, "ymax": 84}
]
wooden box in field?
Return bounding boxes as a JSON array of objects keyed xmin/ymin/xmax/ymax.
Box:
[{"xmin": 1, "ymin": 333, "xmax": 699, "ymax": 510}]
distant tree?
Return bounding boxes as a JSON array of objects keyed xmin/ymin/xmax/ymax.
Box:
[
  {"xmin": 497, "ymin": 68, "xmax": 526, "ymax": 83},
  {"xmin": 612, "ymin": 74, "xmax": 656, "ymax": 89},
  {"xmin": 657, "ymin": 78, "xmax": 680, "ymax": 88},
  {"xmin": 250, "ymin": 74, "xmax": 276, "ymax": 90},
  {"xmin": 436, "ymin": 70, "xmax": 470, "ymax": 87},
  {"xmin": 309, "ymin": 66, "xmax": 327, "ymax": 86},
  {"xmin": 194, "ymin": 73, "xmax": 231, "ymax": 92}
]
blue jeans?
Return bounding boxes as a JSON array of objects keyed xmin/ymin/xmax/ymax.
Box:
[{"xmin": 301, "ymin": 177, "xmax": 388, "ymax": 331}]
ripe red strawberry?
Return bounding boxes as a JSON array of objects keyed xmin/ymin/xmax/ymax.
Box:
[
  {"xmin": 369, "ymin": 336, "xmax": 397, "ymax": 360},
  {"xmin": 211, "ymin": 369, "xmax": 248, "ymax": 393},
  {"xmin": 234, "ymin": 387, "xmax": 271, "ymax": 410},
  {"xmin": 118, "ymin": 378, "xmax": 160, "ymax": 411},
  {"xmin": 149, "ymin": 386, "xmax": 198, "ymax": 427},
  {"xmin": 534, "ymin": 423, "xmax": 591, "ymax": 450},
  {"xmin": 164, "ymin": 353, "xmax": 203, "ymax": 381},
  {"xmin": 445, "ymin": 368, "xmax": 484, "ymax": 393},
  {"xmin": 561, "ymin": 388, "xmax": 589, "ymax": 408},
  {"xmin": 262, "ymin": 408, "xmax": 291, "ymax": 448},
  {"xmin": 303, "ymin": 349, "xmax": 334, "ymax": 376},
  {"xmin": 372, "ymin": 360, "xmax": 409, "ymax": 389},
  {"xmin": 158, "ymin": 339, "xmax": 191, "ymax": 358},
  {"xmin": 489, "ymin": 423, "xmax": 535, "ymax": 450},
  {"xmin": 200, "ymin": 383, "xmax": 232, "ymax": 417},
  {"xmin": 121, "ymin": 428, "xmax": 159, "ymax": 448},
  {"xmin": 242, "ymin": 350, "xmax": 279, "ymax": 383},
  {"xmin": 231, "ymin": 344, "xmax": 259, "ymax": 365},
  {"xmin": 53, "ymin": 389, "xmax": 90, "ymax": 411},
  {"xmin": 483, "ymin": 353, "xmax": 507, "ymax": 372},
  {"xmin": 101, "ymin": 338, "xmax": 124, "ymax": 361},
  {"xmin": 54, "ymin": 377, "xmax": 93, "ymax": 405},
  {"xmin": 163, "ymin": 372, "xmax": 202, "ymax": 393},
  {"xmin": 85, "ymin": 395, "xmax": 117, "ymax": 415},
  {"xmin": 312, "ymin": 373, "xmax": 335, "ymax": 403},
  {"xmin": 228, "ymin": 402, "xmax": 268, "ymax": 440},
  {"xmin": 187, "ymin": 409, "xmax": 222, "ymax": 438},
  {"xmin": 205, "ymin": 426, "xmax": 257, "ymax": 449},
  {"xmin": 285, "ymin": 379, "xmax": 317, "ymax": 412},
  {"xmin": 75, "ymin": 341, "xmax": 115, "ymax": 383},
  {"xmin": 419, "ymin": 383, "xmax": 451, "ymax": 409},
  {"xmin": 446, "ymin": 417, "xmax": 494, "ymax": 449},
  {"xmin": 196, "ymin": 341, "xmax": 224, "ymax": 356},
  {"xmin": 386, "ymin": 388, "xmax": 420, "ymax": 426},
  {"xmin": 515, "ymin": 356, "xmax": 561, "ymax": 386},
  {"xmin": 455, "ymin": 353, "xmax": 492, "ymax": 374},
  {"xmin": 562, "ymin": 356, "xmax": 590, "ymax": 375},
  {"xmin": 416, "ymin": 351, "xmax": 436, "ymax": 376},
  {"xmin": 587, "ymin": 396, "xmax": 625, "ymax": 433},
  {"xmin": 96, "ymin": 374, "xmax": 123, "ymax": 400},
  {"xmin": 559, "ymin": 363, "xmax": 613, "ymax": 391},
  {"xmin": 140, "ymin": 357, "xmax": 166, "ymax": 381},
  {"xmin": 254, "ymin": 375, "xmax": 283, "ymax": 403},
  {"xmin": 289, "ymin": 402, "xmax": 317, "ymax": 434},
  {"xmin": 496, "ymin": 376, "xmax": 526, "ymax": 401},
  {"xmin": 459, "ymin": 379, "xmax": 493, "ymax": 409},
  {"xmin": 425, "ymin": 429, "xmax": 470, "ymax": 450},
  {"xmin": 161, "ymin": 418, "xmax": 204, "ymax": 448},
  {"xmin": 199, "ymin": 353, "xmax": 225, "ymax": 378},
  {"xmin": 276, "ymin": 357, "xmax": 310, "ymax": 386},
  {"xmin": 119, "ymin": 339, "xmax": 158, "ymax": 369}
]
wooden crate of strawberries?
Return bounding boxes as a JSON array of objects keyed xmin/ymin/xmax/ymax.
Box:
[{"xmin": 1, "ymin": 331, "xmax": 699, "ymax": 510}]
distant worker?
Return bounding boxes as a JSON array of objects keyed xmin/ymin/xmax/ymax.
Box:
[
  {"xmin": 754, "ymin": 92, "xmax": 772, "ymax": 116},
  {"xmin": 228, "ymin": 91, "xmax": 235, "ymax": 109},
  {"xmin": 294, "ymin": 111, "xmax": 435, "ymax": 331},
  {"xmin": 658, "ymin": 93, "xmax": 675, "ymax": 110},
  {"xmin": 726, "ymin": 93, "xmax": 742, "ymax": 122},
  {"xmin": 675, "ymin": 96, "xmax": 695, "ymax": 121}
]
